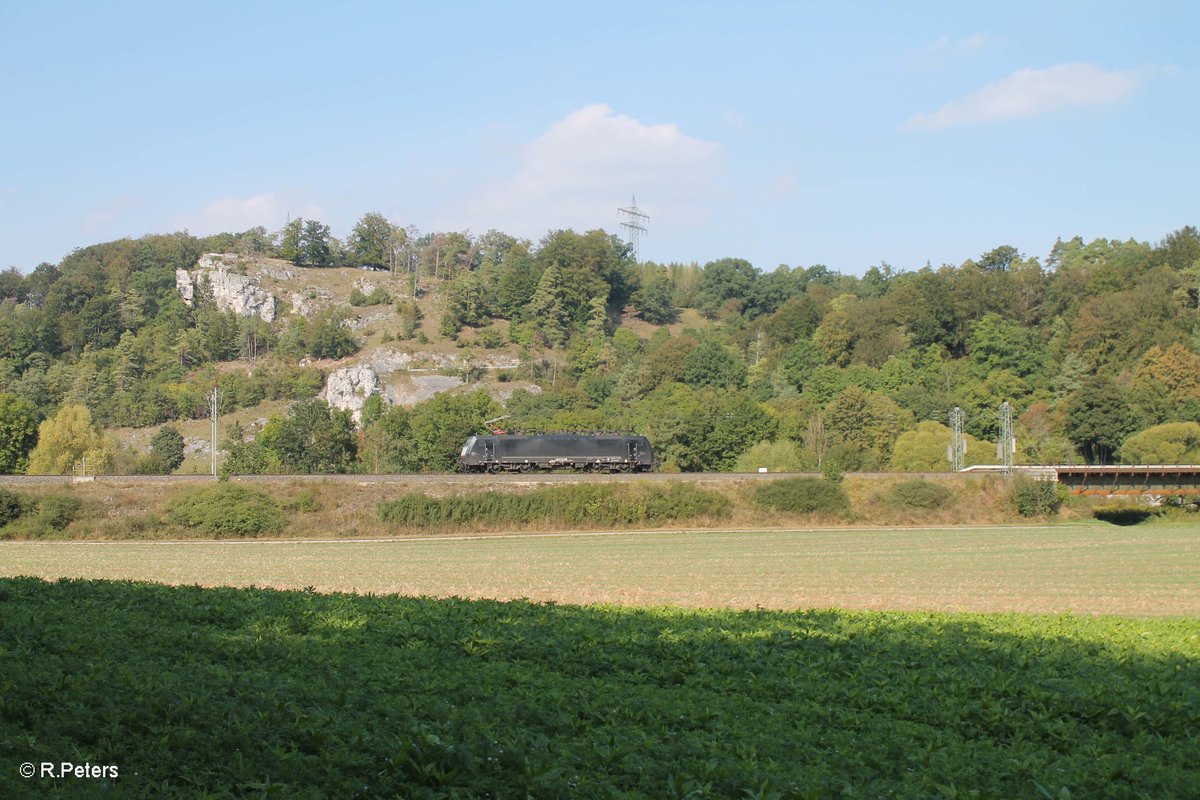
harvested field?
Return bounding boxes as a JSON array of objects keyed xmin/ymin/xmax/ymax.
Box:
[{"xmin": 3, "ymin": 522, "xmax": 1196, "ymax": 616}]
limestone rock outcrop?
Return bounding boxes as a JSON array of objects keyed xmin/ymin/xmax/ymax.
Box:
[
  {"xmin": 322, "ymin": 365, "xmax": 383, "ymax": 423},
  {"xmin": 177, "ymin": 254, "xmax": 276, "ymax": 322}
]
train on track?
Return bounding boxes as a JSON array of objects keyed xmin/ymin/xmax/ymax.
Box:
[{"xmin": 459, "ymin": 433, "xmax": 655, "ymax": 473}]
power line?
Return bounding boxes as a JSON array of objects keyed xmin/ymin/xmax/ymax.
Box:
[
  {"xmin": 209, "ymin": 387, "xmax": 222, "ymax": 478},
  {"xmin": 618, "ymin": 195, "xmax": 649, "ymax": 262},
  {"xmin": 997, "ymin": 401, "xmax": 1015, "ymax": 475},
  {"xmin": 948, "ymin": 406, "xmax": 965, "ymax": 472}
]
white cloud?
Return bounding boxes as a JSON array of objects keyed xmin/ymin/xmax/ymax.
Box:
[
  {"xmin": 463, "ymin": 104, "xmax": 722, "ymax": 237},
  {"xmin": 174, "ymin": 193, "xmax": 323, "ymax": 235},
  {"xmin": 922, "ymin": 33, "xmax": 990, "ymax": 55},
  {"xmin": 902, "ymin": 63, "xmax": 1146, "ymax": 131}
]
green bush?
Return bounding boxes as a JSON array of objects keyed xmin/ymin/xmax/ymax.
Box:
[
  {"xmin": 168, "ymin": 484, "xmax": 286, "ymax": 537},
  {"xmin": 753, "ymin": 477, "xmax": 851, "ymax": 516},
  {"xmin": 287, "ymin": 489, "xmax": 322, "ymax": 513},
  {"xmin": 0, "ymin": 487, "xmax": 28, "ymax": 526},
  {"xmin": 888, "ymin": 479, "xmax": 954, "ymax": 510},
  {"xmin": 1009, "ymin": 476, "xmax": 1062, "ymax": 518},
  {"xmin": 130, "ymin": 455, "xmax": 170, "ymax": 475},
  {"xmin": 821, "ymin": 460, "xmax": 846, "ymax": 485},
  {"xmin": 37, "ymin": 495, "xmax": 82, "ymax": 530},
  {"xmin": 349, "ymin": 287, "xmax": 391, "ymax": 307},
  {"xmin": 379, "ymin": 483, "xmax": 731, "ymax": 528}
]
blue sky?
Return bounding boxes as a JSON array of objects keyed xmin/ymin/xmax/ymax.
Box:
[{"xmin": 1, "ymin": 1, "xmax": 1194, "ymax": 275}]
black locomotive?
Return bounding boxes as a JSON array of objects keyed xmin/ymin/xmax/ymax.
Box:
[{"xmin": 459, "ymin": 434, "xmax": 655, "ymax": 473}]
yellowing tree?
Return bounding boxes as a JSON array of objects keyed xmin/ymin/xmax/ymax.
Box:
[
  {"xmin": 1121, "ymin": 422, "xmax": 1200, "ymax": 464},
  {"xmin": 889, "ymin": 420, "xmax": 997, "ymax": 472},
  {"xmin": 26, "ymin": 404, "xmax": 113, "ymax": 475}
]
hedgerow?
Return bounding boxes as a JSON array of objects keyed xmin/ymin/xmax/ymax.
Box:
[
  {"xmin": 35, "ymin": 495, "xmax": 82, "ymax": 530},
  {"xmin": 888, "ymin": 479, "xmax": 954, "ymax": 510},
  {"xmin": 167, "ymin": 484, "xmax": 286, "ymax": 537},
  {"xmin": 0, "ymin": 491, "xmax": 83, "ymax": 538},
  {"xmin": 1009, "ymin": 475, "xmax": 1063, "ymax": 517},
  {"xmin": 379, "ymin": 483, "xmax": 731, "ymax": 528},
  {"xmin": 0, "ymin": 487, "xmax": 28, "ymax": 526},
  {"xmin": 752, "ymin": 476, "xmax": 850, "ymax": 516}
]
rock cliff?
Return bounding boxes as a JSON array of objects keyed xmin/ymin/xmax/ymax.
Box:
[{"xmin": 177, "ymin": 254, "xmax": 277, "ymax": 321}]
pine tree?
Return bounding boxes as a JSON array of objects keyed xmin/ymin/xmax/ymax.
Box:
[{"xmin": 528, "ymin": 262, "xmax": 571, "ymax": 347}]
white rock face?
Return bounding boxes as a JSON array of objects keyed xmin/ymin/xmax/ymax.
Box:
[
  {"xmin": 322, "ymin": 365, "xmax": 383, "ymax": 423},
  {"xmin": 289, "ymin": 287, "xmax": 332, "ymax": 316},
  {"xmin": 365, "ymin": 347, "xmax": 519, "ymax": 374},
  {"xmin": 175, "ymin": 269, "xmax": 194, "ymax": 305},
  {"xmin": 385, "ymin": 375, "xmax": 465, "ymax": 407},
  {"xmin": 178, "ymin": 254, "xmax": 276, "ymax": 322}
]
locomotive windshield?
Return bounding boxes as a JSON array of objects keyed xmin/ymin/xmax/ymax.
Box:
[{"xmin": 460, "ymin": 436, "xmax": 477, "ymax": 458}]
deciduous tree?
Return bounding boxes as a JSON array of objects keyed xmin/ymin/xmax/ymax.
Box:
[
  {"xmin": 0, "ymin": 392, "xmax": 38, "ymax": 474},
  {"xmin": 26, "ymin": 404, "xmax": 112, "ymax": 475}
]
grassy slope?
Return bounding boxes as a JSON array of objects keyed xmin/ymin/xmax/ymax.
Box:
[
  {"xmin": 0, "ymin": 473, "xmax": 1097, "ymax": 542},
  {"xmin": 1, "ymin": 577, "xmax": 1197, "ymax": 799}
]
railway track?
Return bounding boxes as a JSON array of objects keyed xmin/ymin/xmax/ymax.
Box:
[{"xmin": 0, "ymin": 471, "xmax": 959, "ymax": 486}]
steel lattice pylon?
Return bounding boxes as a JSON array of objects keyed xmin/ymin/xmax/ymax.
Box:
[{"xmin": 618, "ymin": 195, "xmax": 649, "ymax": 262}]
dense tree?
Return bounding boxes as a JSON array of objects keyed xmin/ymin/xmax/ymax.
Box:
[
  {"xmin": 407, "ymin": 390, "xmax": 498, "ymax": 472},
  {"xmin": 1068, "ymin": 270, "xmax": 1191, "ymax": 370},
  {"xmin": 527, "ymin": 262, "xmax": 572, "ymax": 348},
  {"xmin": 357, "ymin": 404, "xmax": 414, "ymax": 473},
  {"xmin": 149, "ymin": 425, "xmax": 185, "ymax": 472},
  {"xmin": 26, "ymin": 404, "xmax": 112, "ymax": 475},
  {"xmin": 1121, "ymin": 422, "xmax": 1200, "ymax": 464},
  {"xmin": 1127, "ymin": 344, "xmax": 1200, "ymax": 426},
  {"xmin": 682, "ymin": 341, "xmax": 746, "ymax": 390},
  {"xmin": 268, "ymin": 400, "xmax": 357, "ymax": 474},
  {"xmin": 629, "ymin": 265, "xmax": 677, "ymax": 324},
  {"xmin": 966, "ymin": 313, "xmax": 1045, "ymax": 379},
  {"xmin": 678, "ymin": 390, "xmax": 776, "ymax": 471},
  {"xmin": 279, "ymin": 218, "xmax": 304, "ymax": 263},
  {"xmin": 0, "ymin": 392, "xmax": 38, "ymax": 474},
  {"xmin": 760, "ymin": 295, "xmax": 823, "ymax": 349},
  {"xmin": 1063, "ymin": 378, "xmax": 1135, "ymax": 464},
  {"xmin": 534, "ymin": 230, "xmax": 636, "ymax": 324},
  {"xmin": 346, "ymin": 212, "xmax": 397, "ymax": 268},
  {"xmin": 889, "ymin": 420, "xmax": 996, "ymax": 471},
  {"xmin": 1153, "ymin": 225, "xmax": 1200, "ymax": 271},
  {"xmin": 441, "ymin": 272, "xmax": 489, "ymax": 336},
  {"xmin": 696, "ymin": 258, "xmax": 757, "ymax": 317},
  {"xmin": 977, "ymin": 245, "xmax": 1021, "ymax": 273},
  {"xmin": 300, "ymin": 220, "xmax": 333, "ymax": 267},
  {"xmin": 4, "ymin": 218, "xmax": 1200, "ymax": 476},
  {"xmin": 825, "ymin": 386, "xmax": 915, "ymax": 468},
  {"xmin": 492, "ymin": 243, "xmax": 540, "ymax": 320},
  {"xmin": 421, "ymin": 232, "xmax": 476, "ymax": 280}
]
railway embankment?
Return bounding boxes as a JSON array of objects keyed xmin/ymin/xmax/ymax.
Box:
[{"xmin": 0, "ymin": 470, "xmax": 1187, "ymax": 541}]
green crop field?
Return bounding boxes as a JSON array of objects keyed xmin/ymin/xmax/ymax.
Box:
[
  {"xmin": 1, "ymin": 577, "xmax": 1198, "ymax": 798},
  {"xmin": 3, "ymin": 524, "xmax": 1198, "ymax": 797},
  {"xmin": 2, "ymin": 522, "xmax": 1198, "ymax": 616}
]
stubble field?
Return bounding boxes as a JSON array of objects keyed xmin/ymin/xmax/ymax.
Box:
[{"xmin": 3, "ymin": 521, "xmax": 1197, "ymax": 616}]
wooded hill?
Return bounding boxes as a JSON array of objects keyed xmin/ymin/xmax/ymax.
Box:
[{"xmin": 1, "ymin": 218, "xmax": 1198, "ymax": 474}]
